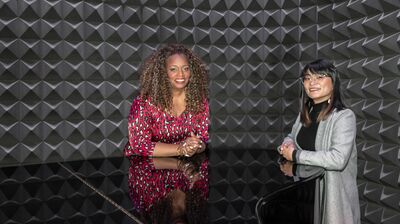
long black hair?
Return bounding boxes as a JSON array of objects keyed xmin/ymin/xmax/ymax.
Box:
[{"xmin": 299, "ymin": 59, "xmax": 346, "ymax": 127}]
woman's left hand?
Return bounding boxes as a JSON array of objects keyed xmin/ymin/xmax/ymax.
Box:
[
  {"xmin": 195, "ymin": 140, "xmax": 206, "ymax": 153},
  {"xmin": 187, "ymin": 132, "xmax": 205, "ymax": 153},
  {"xmin": 181, "ymin": 132, "xmax": 205, "ymax": 157},
  {"xmin": 177, "ymin": 159, "xmax": 201, "ymax": 188}
]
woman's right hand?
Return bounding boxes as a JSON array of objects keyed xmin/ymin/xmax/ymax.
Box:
[
  {"xmin": 278, "ymin": 138, "xmax": 295, "ymax": 155},
  {"xmin": 280, "ymin": 161, "xmax": 294, "ymax": 177}
]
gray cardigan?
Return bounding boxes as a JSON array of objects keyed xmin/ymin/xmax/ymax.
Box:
[{"xmin": 287, "ymin": 108, "xmax": 360, "ymax": 224}]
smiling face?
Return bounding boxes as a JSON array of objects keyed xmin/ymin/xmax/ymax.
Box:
[
  {"xmin": 302, "ymin": 70, "xmax": 333, "ymax": 104},
  {"xmin": 166, "ymin": 54, "xmax": 191, "ymax": 93}
]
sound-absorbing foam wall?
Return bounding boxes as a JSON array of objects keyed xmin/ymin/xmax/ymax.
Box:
[
  {"xmin": 0, "ymin": 1, "xmax": 145, "ymax": 165},
  {"xmin": 329, "ymin": 1, "xmax": 400, "ymax": 223},
  {"xmin": 0, "ymin": 1, "xmax": 399, "ymax": 223}
]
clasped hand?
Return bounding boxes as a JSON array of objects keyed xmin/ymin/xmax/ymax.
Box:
[
  {"xmin": 278, "ymin": 140, "xmax": 295, "ymax": 161},
  {"xmin": 279, "ymin": 160, "xmax": 294, "ymax": 177},
  {"xmin": 178, "ymin": 132, "xmax": 205, "ymax": 157},
  {"xmin": 177, "ymin": 159, "xmax": 200, "ymax": 188}
]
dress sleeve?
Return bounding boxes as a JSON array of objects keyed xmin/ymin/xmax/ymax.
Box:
[
  {"xmin": 192, "ymin": 100, "xmax": 210, "ymax": 143},
  {"xmin": 125, "ymin": 97, "xmax": 156, "ymax": 157}
]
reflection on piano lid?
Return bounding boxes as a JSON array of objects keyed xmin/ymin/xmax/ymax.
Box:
[
  {"xmin": 126, "ymin": 151, "xmax": 209, "ymax": 224},
  {"xmin": 256, "ymin": 157, "xmax": 325, "ymax": 224}
]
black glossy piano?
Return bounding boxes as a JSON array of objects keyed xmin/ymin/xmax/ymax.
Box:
[
  {"xmin": 208, "ymin": 148, "xmax": 324, "ymax": 224},
  {"xmin": 1, "ymin": 147, "xmax": 324, "ymax": 224}
]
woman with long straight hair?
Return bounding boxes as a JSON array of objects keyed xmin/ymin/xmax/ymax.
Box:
[{"xmin": 279, "ymin": 59, "xmax": 360, "ymax": 224}]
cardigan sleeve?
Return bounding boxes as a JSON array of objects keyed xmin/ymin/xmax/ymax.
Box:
[
  {"xmin": 295, "ymin": 109, "xmax": 356, "ymax": 171},
  {"xmin": 125, "ymin": 97, "xmax": 156, "ymax": 157},
  {"xmin": 281, "ymin": 115, "xmax": 301, "ymax": 147}
]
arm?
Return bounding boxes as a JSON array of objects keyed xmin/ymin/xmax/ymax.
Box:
[
  {"xmin": 155, "ymin": 101, "xmax": 210, "ymax": 156},
  {"xmin": 125, "ymin": 98, "xmax": 156, "ymax": 156},
  {"xmin": 126, "ymin": 98, "xmax": 181, "ymax": 157},
  {"xmin": 192, "ymin": 101, "xmax": 210, "ymax": 143},
  {"xmin": 296, "ymin": 109, "xmax": 356, "ymax": 171},
  {"xmin": 294, "ymin": 164, "xmax": 324, "ymax": 178},
  {"xmin": 188, "ymin": 101, "xmax": 210, "ymax": 154},
  {"xmin": 153, "ymin": 142, "xmax": 182, "ymax": 157},
  {"xmin": 278, "ymin": 115, "xmax": 300, "ymax": 154},
  {"xmin": 152, "ymin": 157, "xmax": 180, "ymax": 169},
  {"xmin": 126, "ymin": 98, "xmax": 203, "ymax": 157}
]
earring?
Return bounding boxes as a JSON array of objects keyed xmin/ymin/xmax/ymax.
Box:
[{"xmin": 328, "ymin": 98, "xmax": 331, "ymax": 104}]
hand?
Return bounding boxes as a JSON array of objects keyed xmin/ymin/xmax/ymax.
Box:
[
  {"xmin": 280, "ymin": 143, "xmax": 295, "ymax": 161},
  {"xmin": 194, "ymin": 135, "xmax": 206, "ymax": 154},
  {"xmin": 280, "ymin": 161, "xmax": 294, "ymax": 177},
  {"xmin": 177, "ymin": 159, "xmax": 200, "ymax": 188},
  {"xmin": 278, "ymin": 139, "xmax": 295, "ymax": 154},
  {"xmin": 178, "ymin": 132, "xmax": 205, "ymax": 157}
]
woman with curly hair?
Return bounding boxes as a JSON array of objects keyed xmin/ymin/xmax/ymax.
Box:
[{"xmin": 125, "ymin": 44, "xmax": 209, "ymax": 157}]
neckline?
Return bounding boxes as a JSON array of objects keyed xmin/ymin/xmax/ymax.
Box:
[
  {"xmin": 166, "ymin": 109, "xmax": 187, "ymax": 118},
  {"xmin": 311, "ymin": 100, "xmax": 328, "ymax": 112}
]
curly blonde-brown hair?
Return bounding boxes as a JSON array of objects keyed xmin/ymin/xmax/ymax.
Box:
[{"xmin": 139, "ymin": 44, "xmax": 209, "ymax": 114}]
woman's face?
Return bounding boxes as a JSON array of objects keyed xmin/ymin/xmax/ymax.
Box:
[
  {"xmin": 302, "ymin": 70, "xmax": 333, "ymax": 104},
  {"xmin": 166, "ymin": 54, "xmax": 191, "ymax": 93}
]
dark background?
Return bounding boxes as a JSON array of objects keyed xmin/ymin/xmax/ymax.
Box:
[{"xmin": 0, "ymin": 0, "xmax": 399, "ymax": 223}]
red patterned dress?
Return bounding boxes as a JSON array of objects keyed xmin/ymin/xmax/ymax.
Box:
[
  {"xmin": 127, "ymin": 155, "xmax": 209, "ymax": 214},
  {"xmin": 125, "ymin": 96, "xmax": 210, "ymax": 157}
]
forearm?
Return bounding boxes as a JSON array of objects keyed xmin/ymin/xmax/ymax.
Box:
[
  {"xmin": 152, "ymin": 142, "xmax": 180, "ymax": 157},
  {"xmin": 152, "ymin": 157, "xmax": 179, "ymax": 169},
  {"xmin": 296, "ymin": 147, "xmax": 350, "ymax": 170},
  {"xmin": 296, "ymin": 110, "xmax": 356, "ymax": 170}
]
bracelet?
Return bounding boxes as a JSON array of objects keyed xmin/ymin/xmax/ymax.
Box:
[
  {"xmin": 177, "ymin": 141, "xmax": 186, "ymax": 157},
  {"xmin": 177, "ymin": 159, "xmax": 190, "ymax": 171}
]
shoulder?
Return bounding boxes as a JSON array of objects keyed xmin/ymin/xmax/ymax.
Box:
[
  {"xmin": 130, "ymin": 96, "xmax": 144, "ymax": 109},
  {"xmin": 202, "ymin": 98, "xmax": 209, "ymax": 108},
  {"xmin": 333, "ymin": 108, "xmax": 355, "ymax": 120},
  {"xmin": 132, "ymin": 95, "xmax": 148, "ymax": 104},
  {"xmin": 132, "ymin": 96, "xmax": 157, "ymax": 108},
  {"xmin": 330, "ymin": 108, "xmax": 356, "ymax": 127},
  {"xmin": 130, "ymin": 96, "xmax": 158, "ymax": 116}
]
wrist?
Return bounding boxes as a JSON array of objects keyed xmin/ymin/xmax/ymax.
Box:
[
  {"xmin": 177, "ymin": 159, "xmax": 183, "ymax": 170},
  {"xmin": 177, "ymin": 140, "xmax": 189, "ymax": 157},
  {"xmin": 292, "ymin": 150, "xmax": 297, "ymax": 162},
  {"xmin": 177, "ymin": 142, "xmax": 184, "ymax": 157}
]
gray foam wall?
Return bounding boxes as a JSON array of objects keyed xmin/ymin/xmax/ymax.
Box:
[{"xmin": 0, "ymin": 0, "xmax": 399, "ymax": 223}]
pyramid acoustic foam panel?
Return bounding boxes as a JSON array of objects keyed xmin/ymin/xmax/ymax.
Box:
[{"xmin": 0, "ymin": 0, "xmax": 398, "ymax": 223}]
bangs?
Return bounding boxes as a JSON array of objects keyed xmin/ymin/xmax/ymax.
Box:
[
  {"xmin": 301, "ymin": 59, "xmax": 336, "ymax": 77},
  {"xmin": 302, "ymin": 69, "xmax": 332, "ymax": 77}
]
